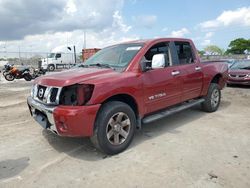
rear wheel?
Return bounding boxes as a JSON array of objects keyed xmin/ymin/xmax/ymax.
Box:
[
  {"xmin": 91, "ymin": 101, "xmax": 136, "ymax": 155},
  {"xmin": 48, "ymin": 64, "xmax": 55, "ymax": 72},
  {"xmin": 201, "ymin": 83, "xmax": 221, "ymax": 112}
]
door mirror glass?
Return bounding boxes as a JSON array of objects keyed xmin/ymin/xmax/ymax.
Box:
[{"xmin": 152, "ymin": 54, "xmax": 166, "ymax": 69}]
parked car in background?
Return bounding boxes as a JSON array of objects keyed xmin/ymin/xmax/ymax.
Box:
[
  {"xmin": 27, "ymin": 38, "xmax": 228, "ymax": 155},
  {"xmin": 228, "ymin": 59, "xmax": 250, "ymax": 85},
  {"xmin": 223, "ymin": 59, "xmax": 235, "ymax": 68}
]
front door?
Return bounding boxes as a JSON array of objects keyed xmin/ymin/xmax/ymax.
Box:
[
  {"xmin": 143, "ymin": 67, "xmax": 182, "ymax": 114},
  {"xmin": 141, "ymin": 42, "xmax": 182, "ymax": 114}
]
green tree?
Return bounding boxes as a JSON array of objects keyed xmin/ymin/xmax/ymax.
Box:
[
  {"xmin": 204, "ymin": 45, "xmax": 224, "ymax": 55},
  {"xmin": 226, "ymin": 38, "xmax": 250, "ymax": 54},
  {"xmin": 198, "ymin": 50, "xmax": 205, "ymax": 56}
]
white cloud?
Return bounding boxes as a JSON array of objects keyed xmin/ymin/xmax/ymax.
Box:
[
  {"xmin": 169, "ymin": 28, "xmax": 190, "ymax": 37},
  {"xmin": 64, "ymin": 0, "xmax": 77, "ymax": 15},
  {"xmin": 0, "ymin": 0, "xmax": 126, "ymax": 40},
  {"xmin": 200, "ymin": 7, "xmax": 250, "ymax": 29},
  {"xmin": 0, "ymin": 0, "xmax": 138, "ymax": 55},
  {"xmin": 205, "ymin": 32, "xmax": 214, "ymax": 38},
  {"xmin": 1, "ymin": 30, "xmax": 139, "ymax": 54},
  {"xmin": 132, "ymin": 15, "xmax": 157, "ymax": 29},
  {"xmin": 201, "ymin": 39, "xmax": 211, "ymax": 46},
  {"xmin": 112, "ymin": 11, "xmax": 132, "ymax": 33}
]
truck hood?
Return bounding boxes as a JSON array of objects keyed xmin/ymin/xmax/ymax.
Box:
[{"xmin": 35, "ymin": 68, "xmax": 117, "ymax": 87}]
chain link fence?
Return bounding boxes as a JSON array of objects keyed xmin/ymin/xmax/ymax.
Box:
[
  {"xmin": 200, "ymin": 54, "xmax": 249, "ymax": 61},
  {"xmin": 0, "ymin": 52, "xmax": 82, "ymax": 69},
  {"xmin": 1, "ymin": 51, "xmax": 249, "ymax": 69}
]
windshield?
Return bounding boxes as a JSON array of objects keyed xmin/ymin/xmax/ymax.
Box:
[
  {"xmin": 84, "ymin": 43, "xmax": 143, "ymax": 69},
  {"xmin": 47, "ymin": 53, "xmax": 55, "ymax": 58},
  {"xmin": 230, "ymin": 60, "xmax": 250, "ymax": 70}
]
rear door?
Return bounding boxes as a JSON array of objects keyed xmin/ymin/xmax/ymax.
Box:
[
  {"xmin": 142, "ymin": 42, "xmax": 182, "ymax": 114},
  {"xmin": 174, "ymin": 41, "xmax": 203, "ymax": 101}
]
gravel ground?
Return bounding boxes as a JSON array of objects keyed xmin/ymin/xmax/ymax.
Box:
[{"xmin": 0, "ymin": 77, "xmax": 250, "ymax": 188}]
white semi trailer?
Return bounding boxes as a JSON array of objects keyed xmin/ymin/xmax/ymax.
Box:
[{"xmin": 41, "ymin": 46, "xmax": 77, "ymax": 71}]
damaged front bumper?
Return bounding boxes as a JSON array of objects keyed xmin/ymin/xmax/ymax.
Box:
[
  {"xmin": 27, "ymin": 96, "xmax": 58, "ymax": 134},
  {"xmin": 27, "ymin": 96, "xmax": 101, "ymax": 137}
]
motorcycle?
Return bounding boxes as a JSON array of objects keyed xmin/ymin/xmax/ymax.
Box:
[
  {"xmin": 3, "ymin": 64, "xmax": 33, "ymax": 81},
  {"xmin": 2, "ymin": 63, "xmax": 11, "ymax": 77},
  {"xmin": 31, "ymin": 67, "xmax": 47, "ymax": 79}
]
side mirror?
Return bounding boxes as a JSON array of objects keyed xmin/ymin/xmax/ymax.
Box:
[{"xmin": 152, "ymin": 54, "xmax": 166, "ymax": 69}]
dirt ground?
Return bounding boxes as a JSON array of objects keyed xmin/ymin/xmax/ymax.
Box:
[{"xmin": 0, "ymin": 77, "xmax": 250, "ymax": 188}]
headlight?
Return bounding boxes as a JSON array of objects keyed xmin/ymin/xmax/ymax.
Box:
[
  {"xmin": 60, "ymin": 84, "xmax": 94, "ymax": 106},
  {"xmin": 30, "ymin": 84, "xmax": 37, "ymax": 98}
]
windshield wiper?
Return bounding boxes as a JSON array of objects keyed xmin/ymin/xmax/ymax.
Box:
[
  {"xmin": 240, "ymin": 66, "xmax": 250, "ymax": 70},
  {"xmin": 89, "ymin": 63, "xmax": 114, "ymax": 69},
  {"xmin": 77, "ymin": 64, "xmax": 89, "ymax": 68}
]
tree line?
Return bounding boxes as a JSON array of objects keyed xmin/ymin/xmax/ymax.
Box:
[{"xmin": 199, "ymin": 38, "xmax": 250, "ymax": 56}]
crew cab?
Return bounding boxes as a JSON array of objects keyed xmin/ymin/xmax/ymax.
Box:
[{"xmin": 27, "ymin": 38, "xmax": 228, "ymax": 155}]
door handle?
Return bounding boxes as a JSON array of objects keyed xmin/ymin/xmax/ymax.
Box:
[
  {"xmin": 171, "ymin": 70, "xmax": 180, "ymax": 76},
  {"xmin": 195, "ymin": 66, "xmax": 202, "ymax": 71}
]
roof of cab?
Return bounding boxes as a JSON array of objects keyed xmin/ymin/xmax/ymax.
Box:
[{"xmin": 121, "ymin": 38, "xmax": 192, "ymax": 45}]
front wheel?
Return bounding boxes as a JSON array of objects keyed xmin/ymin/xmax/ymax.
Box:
[
  {"xmin": 4, "ymin": 73, "xmax": 15, "ymax": 81},
  {"xmin": 3, "ymin": 70, "xmax": 8, "ymax": 76},
  {"xmin": 91, "ymin": 101, "xmax": 136, "ymax": 155},
  {"xmin": 23, "ymin": 74, "xmax": 32, "ymax": 81},
  {"xmin": 201, "ymin": 83, "xmax": 221, "ymax": 112}
]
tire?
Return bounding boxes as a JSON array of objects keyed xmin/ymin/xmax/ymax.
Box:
[
  {"xmin": 201, "ymin": 83, "xmax": 221, "ymax": 112},
  {"xmin": 4, "ymin": 73, "xmax": 15, "ymax": 81},
  {"xmin": 24, "ymin": 74, "xmax": 32, "ymax": 81},
  {"xmin": 3, "ymin": 70, "xmax": 8, "ymax": 77},
  {"xmin": 90, "ymin": 101, "xmax": 136, "ymax": 155},
  {"xmin": 48, "ymin": 64, "xmax": 55, "ymax": 72}
]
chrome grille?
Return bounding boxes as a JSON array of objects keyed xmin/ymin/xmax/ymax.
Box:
[
  {"xmin": 50, "ymin": 88, "xmax": 58, "ymax": 103},
  {"xmin": 37, "ymin": 85, "xmax": 47, "ymax": 100},
  {"xmin": 229, "ymin": 74, "xmax": 247, "ymax": 78},
  {"xmin": 33, "ymin": 85, "xmax": 61, "ymax": 104}
]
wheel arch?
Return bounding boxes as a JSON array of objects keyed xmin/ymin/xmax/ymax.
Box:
[
  {"xmin": 210, "ymin": 73, "xmax": 224, "ymax": 89},
  {"xmin": 102, "ymin": 93, "xmax": 139, "ymax": 117},
  {"xmin": 93, "ymin": 93, "xmax": 141, "ymax": 130}
]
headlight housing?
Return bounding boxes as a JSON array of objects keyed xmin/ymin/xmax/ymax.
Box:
[
  {"xmin": 59, "ymin": 84, "xmax": 94, "ymax": 106},
  {"xmin": 30, "ymin": 84, "xmax": 37, "ymax": 98}
]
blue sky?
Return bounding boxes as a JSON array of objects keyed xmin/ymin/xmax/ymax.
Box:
[
  {"xmin": 122, "ymin": 0, "xmax": 250, "ymax": 49},
  {"xmin": 0, "ymin": 0, "xmax": 249, "ymax": 53}
]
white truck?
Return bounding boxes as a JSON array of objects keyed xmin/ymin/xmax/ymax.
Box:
[{"xmin": 41, "ymin": 46, "xmax": 77, "ymax": 71}]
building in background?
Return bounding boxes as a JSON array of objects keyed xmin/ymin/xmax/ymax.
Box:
[{"xmin": 82, "ymin": 48, "xmax": 101, "ymax": 62}]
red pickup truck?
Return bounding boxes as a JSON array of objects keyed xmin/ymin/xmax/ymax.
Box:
[{"xmin": 27, "ymin": 38, "xmax": 228, "ymax": 154}]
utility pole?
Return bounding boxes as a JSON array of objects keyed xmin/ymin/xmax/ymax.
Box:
[
  {"xmin": 18, "ymin": 45, "xmax": 21, "ymax": 63},
  {"xmin": 83, "ymin": 30, "xmax": 86, "ymax": 49},
  {"xmin": 73, "ymin": 45, "xmax": 76, "ymax": 64},
  {"xmin": 4, "ymin": 42, "xmax": 7, "ymax": 60}
]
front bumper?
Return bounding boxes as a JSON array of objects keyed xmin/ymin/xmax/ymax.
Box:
[
  {"xmin": 227, "ymin": 79, "xmax": 250, "ymax": 85},
  {"xmin": 27, "ymin": 96, "xmax": 101, "ymax": 137}
]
